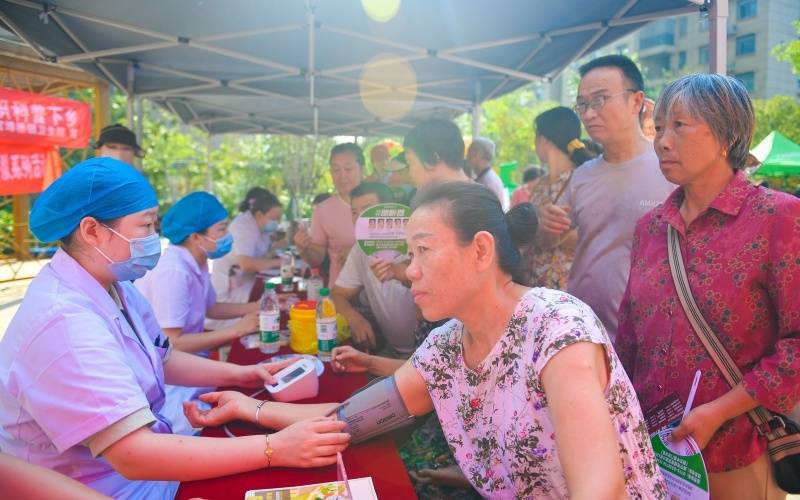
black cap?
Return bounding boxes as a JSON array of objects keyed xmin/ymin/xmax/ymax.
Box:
[{"xmin": 95, "ymin": 124, "xmax": 144, "ymax": 157}]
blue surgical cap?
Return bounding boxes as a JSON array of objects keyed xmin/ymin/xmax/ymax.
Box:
[
  {"xmin": 161, "ymin": 191, "xmax": 228, "ymax": 244},
  {"xmin": 30, "ymin": 157, "xmax": 158, "ymax": 243}
]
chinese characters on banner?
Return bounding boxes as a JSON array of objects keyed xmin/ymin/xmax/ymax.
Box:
[
  {"xmin": 0, "ymin": 87, "xmax": 91, "ymax": 196},
  {"xmin": 0, "ymin": 145, "xmax": 61, "ymax": 196}
]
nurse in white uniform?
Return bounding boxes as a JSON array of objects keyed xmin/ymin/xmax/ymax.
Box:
[
  {"xmin": 0, "ymin": 158, "xmax": 350, "ymax": 499},
  {"xmin": 208, "ymin": 187, "xmax": 282, "ymax": 329},
  {"xmin": 136, "ymin": 191, "xmax": 260, "ymax": 435}
]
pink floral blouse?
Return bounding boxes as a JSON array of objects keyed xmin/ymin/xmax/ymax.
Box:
[
  {"xmin": 412, "ymin": 288, "xmax": 666, "ymax": 499},
  {"xmin": 616, "ymin": 170, "xmax": 800, "ymax": 472}
]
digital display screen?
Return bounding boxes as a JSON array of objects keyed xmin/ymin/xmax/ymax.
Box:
[{"xmin": 281, "ymin": 367, "xmax": 306, "ymax": 383}]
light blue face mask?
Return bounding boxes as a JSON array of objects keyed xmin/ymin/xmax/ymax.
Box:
[
  {"xmin": 262, "ymin": 220, "xmax": 279, "ymax": 233},
  {"xmin": 95, "ymin": 225, "xmax": 162, "ymax": 281},
  {"xmin": 203, "ymin": 232, "xmax": 233, "ymax": 259}
]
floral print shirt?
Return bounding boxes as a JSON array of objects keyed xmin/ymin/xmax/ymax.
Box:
[
  {"xmin": 617, "ymin": 170, "xmax": 800, "ymax": 472},
  {"xmin": 522, "ymin": 171, "xmax": 574, "ymax": 290},
  {"xmin": 412, "ymin": 288, "xmax": 666, "ymax": 499}
]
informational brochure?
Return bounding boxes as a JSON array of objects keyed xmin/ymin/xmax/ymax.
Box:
[
  {"xmin": 244, "ymin": 476, "xmax": 377, "ymax": 500},
  {"xmin": 354, "ymin": 202, "xmax": 411, "ymax": 261},
  {"xmin": 651, "ymin": 427, "xmax": 709, "ymax": 500}
]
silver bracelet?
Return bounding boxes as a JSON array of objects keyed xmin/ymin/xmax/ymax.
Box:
[{"xmin": 255, "ymin": 400, "xmax": 267, "ymax": 426}]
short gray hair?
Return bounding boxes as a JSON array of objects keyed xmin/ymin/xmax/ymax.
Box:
[
  {"xmin": 470, "ymin": 137, "xmax": 496, "ymax": 161},
  {"xmin": 654, "ymin": 73, "xmax": 754, "ymax": 169}
]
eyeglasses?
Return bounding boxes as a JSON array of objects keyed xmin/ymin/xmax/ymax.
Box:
[{"xmin": 574, "ymin": 89, "xmax": 637, "ymax": 115}]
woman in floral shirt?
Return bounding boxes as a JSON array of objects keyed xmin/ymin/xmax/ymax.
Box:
[
  {"xmin": 521, "ymin": 107, "xmax": 598, "ymax": 290},
  {"xmin": 391, "ymin": 181, "xmax": 666, "ymax": 499},
  {"xmin": 616, "ymin": 74, "xmax": 800, "ymax": 498}
]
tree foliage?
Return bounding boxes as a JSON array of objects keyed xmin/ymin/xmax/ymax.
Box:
[{"xmin": 773, "ymin": 21, "xmax": 800, "ymax": 75}]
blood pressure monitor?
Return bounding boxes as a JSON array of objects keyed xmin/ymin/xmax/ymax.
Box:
[{"xmin": 264, "ymin": 357, "xmax": 319, "ymax": 402}]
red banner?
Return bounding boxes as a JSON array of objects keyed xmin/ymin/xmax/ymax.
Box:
[
  {"xmin": 0, "ymin": 144, "xmax": 62, "ymax": 196},
  {"xmin": 0, "ymin": 87, "xmax": 91, "ymax": 149}
]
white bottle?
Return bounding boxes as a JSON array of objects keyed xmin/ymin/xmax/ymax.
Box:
[
  {"xmin": 307, "ymin": 267, "xmax": 323, "ymax": 302},
  {"xmin": 280, "ymin": 252, "xmax": 294, "ymax": 288},
  {"xmin": 259, "ymin": 282, "xmax": 280, "ymax": 354}
]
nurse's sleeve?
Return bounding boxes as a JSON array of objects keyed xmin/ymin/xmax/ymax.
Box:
[
  {"xmin": 8, "ymin": 309, "xmax": 156, "ymax": 455},
  {"xmin": 140, "ymin": 268, "xmax": 193, "ymax": 330},
  {"xmin": 231, "ymin": 218, "xmax": 259, "ymax": 257}
]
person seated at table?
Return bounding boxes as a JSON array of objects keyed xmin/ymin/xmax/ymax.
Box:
[
  {"xmin": 0, "ymin": 158, "xmax": 350, "ymax": 499},
  {"xmin": 208, "ymin": 187, "xmax": 283, "ymax": 328},
  {"xmin": 135, "ymin": 191, "xmax": 261, "ymax": 435},
  {"xmin": 332, "ymin": 182, "xmax": 417, "ymax": 357},
  {"xmin": 294, "ymin": 143, "xmax": 364, "ymax": 286},
  {"xmin": 192, "ymin": 181, "xmax": 666, "ymax": 498}
]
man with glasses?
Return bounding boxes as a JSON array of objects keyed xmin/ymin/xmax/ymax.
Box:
[{"xmin": 536, "ymin": 55, "xmax": 673, "ymax": 341}]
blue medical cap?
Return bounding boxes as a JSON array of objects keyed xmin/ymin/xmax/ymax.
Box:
[
  {"xmin": 30, "ymin": 157, "xmax": 158, "ymax": 243},
  {"xmin": 161, "ymin": 191, "xmax": 228, "ymax": 244}
]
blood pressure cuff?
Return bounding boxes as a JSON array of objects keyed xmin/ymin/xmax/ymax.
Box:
[{"xmin": 336, "ymin": 376, "xmax": 415, "ymax": 444}]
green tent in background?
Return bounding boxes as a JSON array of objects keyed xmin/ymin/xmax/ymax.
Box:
[{"xmin": 752, "ymin": 131, "xmax": 800, "ymax": 177}]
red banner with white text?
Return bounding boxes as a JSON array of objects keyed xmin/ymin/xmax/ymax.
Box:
[
  {"xmin": 0, "ymin": 87, "xmax": 91, "ymax": 149},
  {"xmin": 0, "ymin": 144, "xmax": 62, "ymax": 195}
]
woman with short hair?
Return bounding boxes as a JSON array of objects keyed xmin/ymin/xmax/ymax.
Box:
[{"xmin": 617, "ymin": 73, "xmax": 800, "ymax": 499}]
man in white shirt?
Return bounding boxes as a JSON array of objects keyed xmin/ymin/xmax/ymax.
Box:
[
  {"xmin": 467, "ymin": 137, "xmax": 509, "ymax": 210},
  {"xmin": 333, "ymin": 182, "xmax": 417, "ymax": 357},
  {"xmin": 537, "ymin": 55, "xmax": 674, "ymax": 340}
]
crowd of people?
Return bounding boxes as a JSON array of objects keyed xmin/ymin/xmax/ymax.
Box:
[{"xmin": 0, "ymin": 54, "xmax": 798, "ymax": 500}]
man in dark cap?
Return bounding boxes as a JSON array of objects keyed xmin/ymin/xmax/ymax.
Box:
[{"xmin": 94, "ymin": 124, "xmax": 144, "ymax": 166}]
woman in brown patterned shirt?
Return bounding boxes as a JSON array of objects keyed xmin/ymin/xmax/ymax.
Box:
[{"xmin": 522, "ymin": 107, "xmax": 598, "ymax": 290}]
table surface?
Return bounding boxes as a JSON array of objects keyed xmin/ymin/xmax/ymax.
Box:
[{"xmin": 175, "ymin": 335, "xmax": 417, "ymax": 499}]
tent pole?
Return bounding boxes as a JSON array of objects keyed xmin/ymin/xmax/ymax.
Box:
[
  {"xmin": 708, "ymin": 0, "xmax": 728, "ymax": 74},
  {"xmin": 126, "ymin": 62, "xmax": 134, "ymax": 127}
]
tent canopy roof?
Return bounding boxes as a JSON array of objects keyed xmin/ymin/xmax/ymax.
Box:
[
  {"xmin": 753, "ymin": 131, "xmax": 800, "ymax": 177},
  {"xmin": 1, "ymin": 0, "xmax": 696, "ymax": 136}
]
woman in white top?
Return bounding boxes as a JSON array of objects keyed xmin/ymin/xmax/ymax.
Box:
[{"xmin": 209, "ymin": 188, "xmax": 282, "ymax": 327}]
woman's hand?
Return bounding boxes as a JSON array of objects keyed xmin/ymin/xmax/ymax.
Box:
[
  {"xmin": 233, "ymin": 358, "xmax": 294, "ymax": 388},
  {"xmin": 670, "ymin": 402, "xmax": 727, "ymax": 449},
  {"xmin": 293, "ymin": 228, "xmax": 312, "ymax": 252},
  {"xmin": 182, "ymin": 391, "xmax": 254, "ymax": 428},
  {"xmin": 331, "ymin": 346, "xmax": 372, "ymax": 373},
  {"xmin": 270, "ymin": 417, "xmax": 351, "ymax": 468},
  {"xmin": 233, "ymin": 311, "xmax": 260, "ymax": 337}
]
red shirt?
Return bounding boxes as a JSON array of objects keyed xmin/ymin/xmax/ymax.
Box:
[{"xmin": 616, "ymin": 170, "xmax": 800, "ymax": 472}]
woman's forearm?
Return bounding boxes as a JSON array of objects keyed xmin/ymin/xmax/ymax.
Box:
[
  {"xmin": 238, "ymin": 398, "xmax": 339, "ymax": 429},
  {"xmin": 163, "ymin": 350, "xmax": 241, "ymax": 388},
  {"xmin": 367, "ymin": 355, "xmax": 405, "ymax": 377},
  {"xmin": 167, "ymin": 326, "xmax": 244, "ymax": 354},
  {"xmin": 207, "ymin": 301, "xmax": 258, "ymax": 320},
  {"xmin": 238, "ymin": 255, "xmax": 280, "ymax": 274}
]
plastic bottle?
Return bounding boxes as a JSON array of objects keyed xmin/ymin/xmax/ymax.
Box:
[
  {"xmin": 307, "ymin": 268, "xmax": 323, "ymax": 302},
  {"xmin": 259, "ymin": 282, "xmax": 280, "ymax": 354},
  {"xmin": 280, "ymin": 252, "xmax": 294, "ymax": 288},
  {"xmin": 316, "ymin": 287, "xmax": 337, "ymax": 362}
]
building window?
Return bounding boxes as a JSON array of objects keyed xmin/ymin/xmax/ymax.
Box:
[
  {"xmin": 737, "ymin": 0, "xmax": 757, "ymax": 19},
  {"xmin": 699, "ymin": 45, "xmax": 709, "ymax": 66},
  {"xmin": 699, "ymin": 16, "xmax": 709, "ymax": 32},
  {"xmin": 678, "ymin": 17, "xmax": 688, "ymax": 37},
  {"xmin": 736, "ymin": 34, "xmax": 756, "ymax": 56},
  {"xmin": 734, "ymin": 71, "xmax": 755, "ymax": 92},
  {"xmin": 678, "ymin": 51, "xmax": 687, "ymax": 69},
  {"xmin": 639, "ymin": 33, "xmax": 675, "ymax": 50}
]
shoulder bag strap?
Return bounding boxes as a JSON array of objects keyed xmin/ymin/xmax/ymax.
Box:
[{"xmin": 667, "ymin": 225, "xmax": 786, "ymax": 439}]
